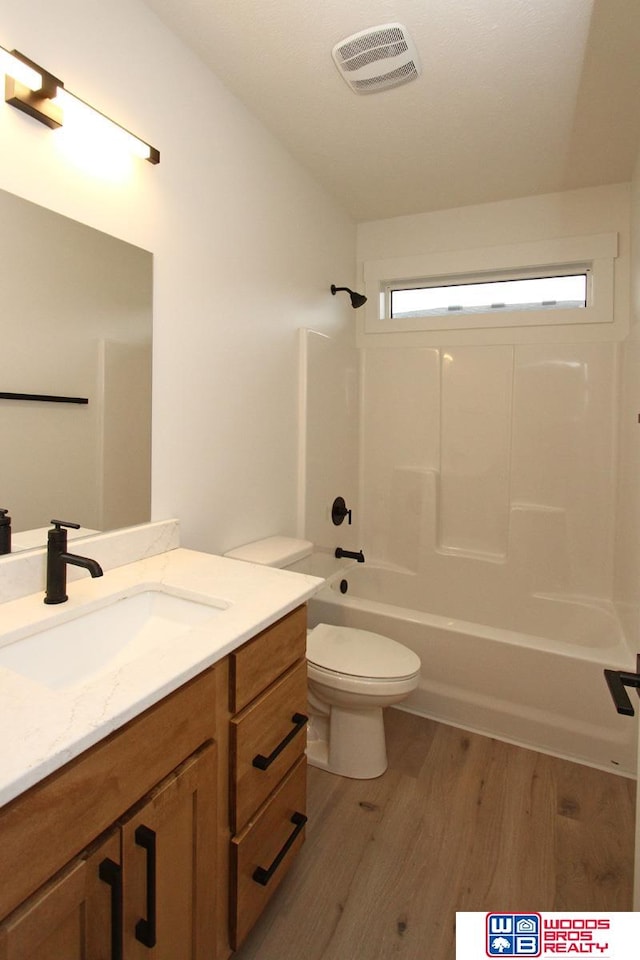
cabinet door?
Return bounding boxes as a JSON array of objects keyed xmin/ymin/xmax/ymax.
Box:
[
  {"xmin": 123, "ymin": 742, "xmax": 217, "ymax": 960},
  {"xmin": 0, "ymin": 831, "xmax": 121, "ymax": 960}
]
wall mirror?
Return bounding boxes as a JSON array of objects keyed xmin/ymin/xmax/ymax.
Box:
[{"xmin": 0, "ymin": 188, "xmax": 152, "ymax": 551}]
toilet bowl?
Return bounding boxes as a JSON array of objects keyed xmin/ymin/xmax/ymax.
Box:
[
  {"xmin": 224, "ymin": 536, "xmax": 422, "ymax": 779},
  {"xmin": 306, "ymin": 622, "xmax": 420, "ymax": 778}
]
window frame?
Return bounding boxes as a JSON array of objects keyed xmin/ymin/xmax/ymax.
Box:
[{"xmin": 363, "ymin": 233, "xmax": 617, "ymax": 335}]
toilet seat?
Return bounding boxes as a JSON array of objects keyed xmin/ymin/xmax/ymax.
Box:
[
  {"xmin": 307, "ymin": 623, "xmax": 421, "ymax": 681},
  {"xmin": 307, "ymin": 660, "xmax": 419, "ymax": 698}
]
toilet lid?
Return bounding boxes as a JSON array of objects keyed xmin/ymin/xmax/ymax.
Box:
[{"xmin": 307, "ymin": 623, "xmax": 421, "ymax": 680}]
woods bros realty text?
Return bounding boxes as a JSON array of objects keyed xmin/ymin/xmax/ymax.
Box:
[
  {"xmin": 540, "ymin": 918, "xmax": 610, "ymax": 954},
  {"xmin": 484, "ymin": 914, "xmax": 615, "ymax": 957}
]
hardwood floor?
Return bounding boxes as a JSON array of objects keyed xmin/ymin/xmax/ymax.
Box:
[{"xmin": 234, "ymin": 709, "xmax": 636, "ymax": 960}]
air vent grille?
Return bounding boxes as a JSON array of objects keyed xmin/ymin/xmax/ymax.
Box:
[
  {"xmin": 335, "ymin": 26, "xmax": 406, "ymax": 63},
  {"xmin": 351, "ymin": 61, "xmax": 419, "ymax": 93},
  {"xmin": 341, "ymin": 41, "xmax": 409, "ymax": 73},
  {"xmin": 332, "ymin": 23, "xmax": 421, "ymax": 95}
]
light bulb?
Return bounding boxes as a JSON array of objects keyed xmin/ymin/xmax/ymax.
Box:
[
  {"xmin": 0, "ymin": 49, "xmax": 43, "ymax": 91},
  {"xmin": 54, "ymin": 89, "xmax": 152, "ymax": 161}
]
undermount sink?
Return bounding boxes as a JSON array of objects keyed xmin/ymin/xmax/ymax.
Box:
[{"xmin": 0, "ymin": 587, "xmax": 228, "ymax": 691}]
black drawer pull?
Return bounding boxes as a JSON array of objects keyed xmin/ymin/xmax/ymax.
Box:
[
  {"xmin": 98, "ymin": 858, "xmax": 123, "ymax": 960},
  {"xmin": 252, "ymin": 812, "xmax": 307, "ymax": 886},
  {"xmin": 134, "ymin": 825, "xmax": 157, "ymax": 948},
  {"xmin": 253, "ymin": 713, "xmax": 308, "ymax": 770}
]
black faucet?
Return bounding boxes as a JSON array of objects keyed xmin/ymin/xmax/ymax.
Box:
[
  {"xmin": 335, "ymin": 547, "xmax": 365, "ymax": 563},
  {"xmin": 44, "ymin": 519, "xmax": 104, "ymax": 604},
  {"xmin": 0, "ymin": 508, "xmax": 11, "ymax": 555}
]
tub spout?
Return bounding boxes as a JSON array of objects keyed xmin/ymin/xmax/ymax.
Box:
[{"xmin": 335, "ymin": 547, "xmax": 365, "ymax": 563}]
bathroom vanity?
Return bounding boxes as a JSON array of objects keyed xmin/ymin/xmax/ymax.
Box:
[
  {"xmin": 0, "ymin": 663, "xmax": 219, "ymax": 958},
  {"xmin": 0, "ymin": 541, "xmax": 318, "ymax": 959}
]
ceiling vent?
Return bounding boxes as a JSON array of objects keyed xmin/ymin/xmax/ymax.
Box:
[{"xmin": 332, "ymin": 23, "xmax": 421, "ymax": 95}]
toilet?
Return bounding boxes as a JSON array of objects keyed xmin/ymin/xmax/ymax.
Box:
[{"xmin": 224, "ymin": 537, "xmax": 421, "ymax": 779}]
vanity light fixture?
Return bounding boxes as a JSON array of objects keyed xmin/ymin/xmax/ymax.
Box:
[
  {"xmin": 2, "ymin": 45, "xmax": 160, "ymax": 164},
  {"xmin": 0, "ymin": 48, "xmax": 43, "ymax": 92},
  {"xmin": 2, "ymin": 48, "xmax": 61, "ymax": 129},
  {"xmin": 330, "ymin": 284, "xmax": 367, "ymax": 309}
]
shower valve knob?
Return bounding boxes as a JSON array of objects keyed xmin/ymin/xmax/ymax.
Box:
[{"xmin": 331, "ymin": 496, "xmax": 352, "ymax": 526}]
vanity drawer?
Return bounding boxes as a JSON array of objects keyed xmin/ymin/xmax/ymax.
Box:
[
  {"xmin": 230, "ymin": 659, "xmax": 307, "ymax": 833},
  {"xmin": 229, "ymin": 606, "xmax": 306, "ymax": 713},
  {"xmin": 230, "ymin": 757, "xmax": 307, "ymax": 950}
]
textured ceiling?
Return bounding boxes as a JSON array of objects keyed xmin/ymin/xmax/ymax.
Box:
[{"xmin": 141, "ymin": 0, "xmax": 640, "ymax": 222}]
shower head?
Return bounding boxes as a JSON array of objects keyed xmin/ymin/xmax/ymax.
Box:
[{"xmin": 331, "ymin": 284, "xmax": 367, "ymax": 309}]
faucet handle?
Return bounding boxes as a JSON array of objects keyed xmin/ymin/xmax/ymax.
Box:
[
  {"xmin": 50, "ymin": 519, "xmax": 82, "ymax": 531},
  {"xmin": 331, "ymin": 496, "xmax": 352, "ymax": 526}
]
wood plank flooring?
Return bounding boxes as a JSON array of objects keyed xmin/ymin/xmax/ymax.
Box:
[{"xmin": 234, "ymin": 709, "xmax": 636, "ymax": 960}]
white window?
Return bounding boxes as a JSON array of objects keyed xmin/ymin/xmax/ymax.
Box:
[
  {"xmin": 389, "ymin": 270, "xmax": 587, "ymax": 320},
  {"xmin": 363, "ymin": 233, "xmax": 617, "ymax": 336}
]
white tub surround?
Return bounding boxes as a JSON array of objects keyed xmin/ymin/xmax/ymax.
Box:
[
  {"xmin": 360, "ymin": 343, "xmax": 618, "ymax": 608},
  {"xmin": 0, "ymin": 547, "xmax": 321, "ymax": 807}
]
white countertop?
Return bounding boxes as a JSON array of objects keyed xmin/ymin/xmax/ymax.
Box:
[{"xmin": 0, "ymin": 548, "xmax": 322, "ymax": 808}]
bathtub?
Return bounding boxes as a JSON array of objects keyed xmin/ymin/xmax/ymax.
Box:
[{"xmin": 307, "ymin": 564, "xmax": 638, "ymax": 776}]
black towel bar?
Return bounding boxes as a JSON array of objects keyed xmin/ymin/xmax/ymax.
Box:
[{"xmin": 0, "ymin": 392, "xmax": 88, "ymax": 404}]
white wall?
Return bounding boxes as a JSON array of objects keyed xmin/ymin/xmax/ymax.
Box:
[
  {"xmin": 0, "ymin": 0, "xmax": 355, "ymax": 554},
  {"xmin": 614, "ymin": 155, "xmax": 640, "ymax": 639},
  {"xmin": 615, "ymin": 148, "xmax": 640, "ymax": 912},
  {"xmin": 356, "ymin": 186, "xmax": 630, "ymax": 621}
]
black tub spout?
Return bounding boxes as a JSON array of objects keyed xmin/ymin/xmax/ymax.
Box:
[{"xmin": 335, "ymin": 547, "xmax": 365, "ymax": 563}]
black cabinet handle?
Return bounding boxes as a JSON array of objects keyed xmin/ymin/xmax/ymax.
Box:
[
  {"xmin": 252, "ymin": 713, "xmax": 308, "ymax": 770},
  {"xmin": 134, "ymin": 825, "xmax": 157, "ymax": 948},
  {"xmin": 252, "ymin": 812, "xmax": 307, "ymax": 886},
  {"xmin": 604, "ymin": 667, "xmax": 640, "ymax": 716},
  {"xmin": 98, "ymin": 858, "xmax": 123, "ymax": 960}
]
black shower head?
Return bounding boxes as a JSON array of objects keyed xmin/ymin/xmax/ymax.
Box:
[{"xmin": 330, "ymin": 284, "xmax": 367, "ymax": 309}]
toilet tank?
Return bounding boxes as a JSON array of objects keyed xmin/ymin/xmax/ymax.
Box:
[{"xmin": 223, "ymin": 536, "xmax": 313, "ymax": 568}]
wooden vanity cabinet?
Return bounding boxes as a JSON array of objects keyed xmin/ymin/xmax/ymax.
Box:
[
  {"xmin": 0, "ymin": 744, "xmax": 216, "ymax": 960},
  {"xmin": 0, "ymin": 666, "xmax": 220, "ymax": 960},
  {"xmin": 0, "ymin": 603, "xmax": 309, "ymax": 960}
]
